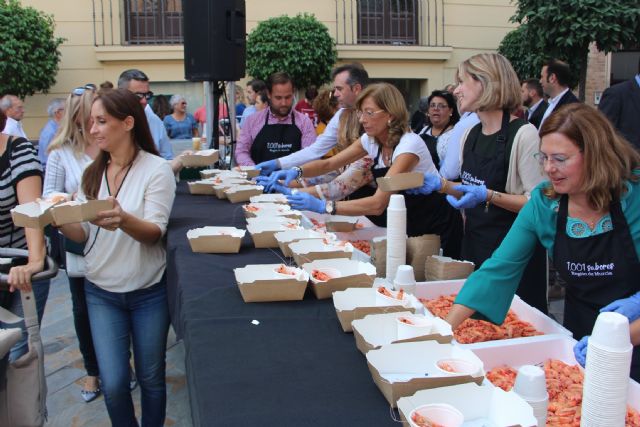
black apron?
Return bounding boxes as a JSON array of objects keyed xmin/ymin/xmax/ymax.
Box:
[
  {"xmin": 366, "ymin": 146, "xmax": 462, "ymax": 258},
  {"xmin": 250, "ymin": 110, "xmax": 302, "ymax": 164},
  {"xmin": 553, "ymin": 196, "xmax": 640, "ymax": 380},
  {"xmin": 418, "ymin": 126, "xmax": 441, "ymax": 170},
  {"xmin": 460, "ymin": 111, "xmax": 548, "ymax": 313}
]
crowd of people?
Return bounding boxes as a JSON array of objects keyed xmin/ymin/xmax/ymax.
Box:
[{"xmin": 0, "ymin": 53, "xmax": 639, "ymax": 425}]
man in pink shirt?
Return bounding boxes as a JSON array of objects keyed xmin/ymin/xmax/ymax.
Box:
[{"xmin": 235, "ymin": 72, "xmax": 316, "ymax": 166}]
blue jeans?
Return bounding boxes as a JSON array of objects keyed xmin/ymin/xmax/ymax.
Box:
[
  {"xmin": 85, "ymin": 274, "xmax": 169, "ymax": 427},
  {"xmin": 0, "ymin": 279, "xmax": 50, "ymax": 362}
]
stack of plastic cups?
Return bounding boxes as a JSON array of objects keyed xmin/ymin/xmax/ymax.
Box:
[
  {"xmin": 393, "ymin": 265, "xmax": 416, "ymax": 294},
  {"xmin": 581, "ymin": 312, "xmax": 632, "ymax": 427},
  {"xmin": 386, "ymin": 194, "xmax": 407, "ymax": 283},
  {"xmin": 513, "ymin": 365, "xmax": 548, "ymax": 426}
]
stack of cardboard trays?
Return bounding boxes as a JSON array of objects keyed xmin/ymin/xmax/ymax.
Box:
[{"xmin": 425, "ymin": 255, "xmax": 475, "ymax": 281}]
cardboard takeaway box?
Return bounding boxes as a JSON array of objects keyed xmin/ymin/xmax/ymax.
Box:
[
  {"xmin": 200, "ymin": 169, "xmax": 247, "ymax": 180},
  {"xmin": 325, "ymin": 215, "xmax": 359, "ymax": 232},
  {"xmin": 249, "ymin": 193, "xmax": 289, "ymax": 204},
  {"xmin": 425, "ymin": 255, "xmax": 475, "ymax": 281},
  {"xmin": 289, "ymin": 239, "xmax": 353, "ymax": 267},
  {"xmin": 247, "ymin": 222, "xmax": 303, "ymax": 248},
  {"xmin": 351, "ymin": 311, "xmax": 453, "ymax": 355},
  {"xmin": 234, "ymin": 264, "xmax": 309, "ymax": 302},
  {"xmin": 233, "ymin": 165, "xmax": 260, "ymax": 178},
  {"xmin": 243, "ymin": 203, "xmax": 301, "ymax": 220},
  {"xmin": 397, "ymin": 382, "xmax": 537, "ymax": 427},
  {"xmin": 199, "ymin": 168, "xmax": 224, "ymax": 179},
  {"xmin": 181, "ymin": 149, "xmax": 219, "ymax": 168},
  {"xmin": 50, "ymin": 199, "xmax": 114, "ymax": 226},
  {"xmin": 186, "ymin": 226, "xmax": 246, "ymax": 253},
  {"xmin": 332, "ymin": 287, "xmax": 421, "ymax": 332},
  {"xmin": 11, "ymin": 199, "xmax": 62, "ymax": 228},
  {"xmin": 224, "ymin": 185, "xmax": 264, "ymax": 203},
  {"xmin": 274, "ymin": 229, "xmax": 332, "ymax": 257},
  {"xmin": 376, "ymin": 171, "xmax": 424, "ymax": 192},
  {"xmin": 414, "ymin": 279, "xmax": 572, "ymax": 345},
  {"xmin": 301, "ymin": 258, "xmax": 376, "ymax": 299},
  {"xmin": 468, "ymin": 334, "xmax": 640, "ymax": 412},
  {"xmin": 187, "ymin": 179, "xmax": 217, "ymax": 195},
  {"xmin": 212, "ymin": 178, "xmax": 253, "ymax": 199},
  {"xmin": 366, "ymin": 341, "xmax": 485, "ymax": 407}
]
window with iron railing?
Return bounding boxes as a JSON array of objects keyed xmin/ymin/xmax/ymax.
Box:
[{"xmin": 123, "ymin": 0, "xmax": 183, "ymax": 45}]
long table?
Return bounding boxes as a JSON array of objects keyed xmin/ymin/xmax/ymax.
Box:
[{"xmin": 166, "ymin": 182, "xmax": 396, "ymax": 426}]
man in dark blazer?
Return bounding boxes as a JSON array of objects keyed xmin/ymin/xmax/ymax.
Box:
[
  {"xmin": 598, "ymin": 58, "xmax": 640, "ymax": 150},
  {"xmin": 521, "ymin": 78, "xmax": 549, "ymax": 129},
  {"xmin": 539, "ymin": 58, "xmax": 580, "ymax": 129}
]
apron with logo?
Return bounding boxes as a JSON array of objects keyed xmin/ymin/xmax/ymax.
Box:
[{"xmin": 250, "ymin": 111, "xmax": 302, "ymax": 164}]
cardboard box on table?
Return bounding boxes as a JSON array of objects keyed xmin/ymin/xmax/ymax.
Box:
[
  {"xmin": 212, "ymin": 179, "xmax": 253, "ymax": 199},
  {"xmin": 180, "ymin": 149, "xmax": 219, "ymax": 168},
  {"xmin": 233, "ymin": 165, "xmax": 260, "ymax": 178},
  {"xmin": 332, "ymin": 287, "xmax": 420, "ymax": 332},
  {"xmin": 200, "ymin": 169, "xmax": 247, "ymax": 180},
  {"xmin": 468, "ymin": 334, "xmax": 640, "ymax": 413},
  {"xmin": 325, "ymin": 215, "xmax": 359, "ymax": 232},
  {"xmin": 49, "ymin": 200, "xmax": 114, "ymax": 226},
  {"xmin": 289, "ymin": 239, "xmax": 353, "ymax": 266},
  {"xmin": 186, "ymin": 226, "xmax": 246, "ymax": 253},
  {"xmin": 274, "ymin": 229, "xmax": 333, "ymax": 257},
  {"xmin": 397, "ymin": 382, "xmax": 537, "ymax": 427},
  {"xmin": 199, "ymin": 168, "xmax": 223, "ymax": 179},
  {"xmin": 301, "ymin": 258, "xmax": 376, "ymax": 299},
  {"xmin": 425, "ymin": 255, "xmax": 475, "ymax": 281},
  {"xmin": 414, "ymin": 279, "xmax": 572, "ymax": 346},
  {"xmin": 249, "ymin": 194, "xmax": 289, "ymax": 204},
  {"xmin": 224, "ymin": 185, "xmax": 264, "ymax": 203},
  {"xmin": 243, "ymin": 204, "xmax": 302, "ymax": 221},
  {"xmin": 247, "ymin": 222, "xmax": 303, "ymax": 248},
  {"xmin": 366, "ymin": 341, "xmax": 485, "ymax": 407},
  {"xmin": 352, "ymin": 311, "xmax": 453, "ymax": 355},
  {"xmin": 187, "ymin": 180, "xmax": 217, "ymax": 195},
  {"xmin": 375, "ymin": 171, "xmax": 424, "ymax": 192},
  {"xmin": 234, "ymin": 264, "xmax": 309, "ymax": 302}
]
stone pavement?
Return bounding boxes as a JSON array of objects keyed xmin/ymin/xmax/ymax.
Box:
[{"xmin": 40, "ymin": 271, "xmax": 192, "ymax": 427}]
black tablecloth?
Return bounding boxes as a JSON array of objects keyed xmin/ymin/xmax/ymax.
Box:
[{"xmin": 167, "ymin": 182, "xmax": 396, "ymax": 426}]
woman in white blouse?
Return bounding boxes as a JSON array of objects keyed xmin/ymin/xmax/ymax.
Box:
[
  {"xmin": 44, "ymin": 88, "xmax": 103, "ymax": 401},
  {"xmin": 60, "ymin": 89, "xmax": 176, "ymax": 425}
]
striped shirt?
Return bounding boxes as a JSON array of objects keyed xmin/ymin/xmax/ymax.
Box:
[{"xmin": 0, "ymin": 136, "xmax": 43, "ymax": 249}]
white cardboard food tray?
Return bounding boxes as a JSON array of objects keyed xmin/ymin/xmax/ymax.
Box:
[
  {"xmin": 233, "ymin": 165, "xmax": 260, "ymax": 178},
  {"xmin": 301, "ymin": 258, "xmax": 376, "ymax": 299},
  {"xmin": 413, "ymin": 279, "xmax": 573, "ymax": 345},
  {"xmin": 366, "ymin": 341, "xmax": 485, "ymax": 407},
  {"xmin": 249, "ymin": 194, "xmax": 289, "ymax": 204},
  {"xmin": 468, "ymin": 334, "xmax": 640, "ymax": 412},
  {"xmin": 274, "ymin": 229, "xmax": 333, "ymax": 257},
  {"xmin": 224, "ymin": 185, "xmax": 264, "ymax": 203},
  {"xmin": 181, "ymin": 149, "xmax": 219, "ymax": 167},
  {"xmin": 11, "ymin": 199, "xmax": 60, "ymax": 228},
  {"xmin": 187, "ymin": 180, "xmax": 217, "ymax": 195},
  {"xmin": 289, "ymin": 239, "xmax": 353, "ymax": 266},
  {"xmin": 234, "ymin": 264, "xmax": 309, "ymax": 302},
  {"xmin": 332, "ymin": 287, "xmax": 421, "ymax": 332},
  {"xmin": 397, "ymin": 382, "xmax": 537, "ymax": 427},
  {"xmin": 352, "ymin": 311, "xmax": 453, "ymax": 354},
  {"xmin": 186, "ymin": 226, "xmax": 246, "ymax": 253},
  {"xmin": 325, "ymin": 215, "xmax": 359, "ymax": 232},
  {"xmin": 247, "ymin": 222, "xmax": 303, "ymax": 248},
  {"xmin": 50, "ymin": 199, "xmax": 114, "ymax": 225}
]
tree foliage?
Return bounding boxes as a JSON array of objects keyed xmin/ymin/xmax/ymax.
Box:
[
  {"xmin": 246, "ymin": 14, "xmax": 337, "ymax": 90},
  {"xmin": 499, "ymin": 0, "xmax": 640, "ymax": 98},
  {"xmin": 498, "ymin": 26, "xmax": 547, "ymax": 82},
  {"xmin": 0, "ymin": 0, "xmax": 64, "ymax": 98}
]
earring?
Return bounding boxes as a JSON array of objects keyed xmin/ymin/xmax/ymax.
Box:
[{"xmin": 387, "ymin": 119, "xmax": 391, "ymax": 127}]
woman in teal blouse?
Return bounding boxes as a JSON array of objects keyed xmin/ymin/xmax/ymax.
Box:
[{"xmin": 446, "ymin": 103, "xmax": 640, "ymax": 380}]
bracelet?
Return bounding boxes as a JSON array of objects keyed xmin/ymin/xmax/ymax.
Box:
[
  {"xmin": 439, "ymin": 177, "xmax": 449, "ymax": 194},
  {"xmin": 293, "ymin": 166, "xmax": 303, "ymax": 179},
  {"xmin": 485, "ymin": 190, "xmax": 499, "ymax": 213},
  {"xmin": 315, "ymin": 185, "xmax": 326, "ymax": 200}
]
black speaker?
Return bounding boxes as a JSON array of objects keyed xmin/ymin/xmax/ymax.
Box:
[{"xmin": 183, "ymin": 0, "xmax": 246, "ymax": 82}]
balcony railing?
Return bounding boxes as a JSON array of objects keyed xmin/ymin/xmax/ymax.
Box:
[{"xmin": 335, "ymin": 0, "xmax": 445, "ymax": 47}]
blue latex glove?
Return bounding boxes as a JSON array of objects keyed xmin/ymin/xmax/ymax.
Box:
[
  {"xmin": 268, "ymin": 182, "xmax": 291, "ymax": 195},
  {"xmin": 446, "ymin": 184, "xmax": 487, "ymax": 209},
  {"xmin": 256, "ymin": 160, "xmax": 280, "ymax": 176},
  {"xmin": 406, "ymin": 173, "xmax": 442, "ymax": 195},
  {"xmin": 573, "ymin": 335, "xmax": 589, "ymax": 367},
  {"xmin": 600, "ymin": 292, "xmax": 640, "ymax": 323},
  {"xmin": 286, "ymin": 192, "xmax": 326, "ymax": 213},
  {"xmin": 254, "ymin": 175, "xmax": 271, "ymax": 187},
  {"xmin": 264, "ymin": 169, "xmax": 299, "ymax": 192}
]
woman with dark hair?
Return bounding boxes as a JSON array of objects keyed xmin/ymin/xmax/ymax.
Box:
[
  {"xmin": 59, "ymin": 88, "xmax": 176, "ymax": 425},
  {"xmin": 416, "ymin": 90, "xmax": 460, "ymax": 170},
  {"xmin": 446, "ymin": 103, "xmax": 640, "ymax": 380}
]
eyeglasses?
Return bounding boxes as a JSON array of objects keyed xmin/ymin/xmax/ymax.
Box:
[
  {"xmin": 133, "ymin": 91, "xmax": 154, "ymax": 100},
  {"xmin": 72, "ymin": 84, "xmax": 96, "ymax": 96},
  {"xmin": 429, "ymin": 103, "xmax": 449, "ymax": 110},
  {"xmin": 533, "ymin": 151, "xmax": 582, "ymax": 168},
  {"xmin": 356, "ymin": 109, "xmax": 385, "ymax": 119}
]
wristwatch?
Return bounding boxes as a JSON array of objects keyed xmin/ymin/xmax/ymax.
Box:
[
  {"xmin": 325, "ymin": 200, "xmax": 336, "ymax": 215},
  {"xmin": 292, "ymin": 166, "xmax": 303, "ymax": 179}
]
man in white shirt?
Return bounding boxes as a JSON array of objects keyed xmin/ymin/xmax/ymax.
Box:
[
  {"xmin": 520, "ymin": 79, "xmax": 548, "ymax": 129},
  {"xmin": 256, "ymin": 63, "xmax": 369, "ymax": 180},
  {"xmin": 0, "ymin": 94, "xmax": 27, "ymax": 139},
  {"xmin": 117, "ymin": 69, "xmax": 186, "ymax": 173},
  {"xmin": 538, "ymin": 58, "xmax": 579, "ymax": 129}
]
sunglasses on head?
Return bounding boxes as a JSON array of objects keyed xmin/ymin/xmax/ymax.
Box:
[{"xmin": 72, "ymin": 84, "xmax": 97, "ymax": 96}]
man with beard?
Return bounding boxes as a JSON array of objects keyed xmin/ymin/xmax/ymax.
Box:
[
  {"xmin": 520, "ymin": 78, "xmax": 548, "ymax": 129},
  {"xmin": 235, "ymin": 72, "xmax": 316, "ymax": 166}
]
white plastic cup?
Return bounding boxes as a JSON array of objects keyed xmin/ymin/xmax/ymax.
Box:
[
  {"xmin": 513, "ymin": 365, "xmax": 548, "ymax": 401},
  {"xmin": 435, "ymin": 358, "xmax": 481, "ymax": 376},
  {"xmin": 394, "ymin": 265, "xmax": 416, "ymax": 285},
  {"xmin": 192, "ymin": 137, "xmax": 202, "ymax": 151},
  {"xmin": 409, "ymin": 403, "xmax": 464, "ymax": 427},
  {"xmin": 396, "ymin": 315, "xmax": 433, "ymax": 340},
  {"xmin": 388, "ymin": 194, "xmax": 406, "ymax": 210},
  {"xmin": 590, "ymin": 312, "xmax": 632, "ymax": 351}
]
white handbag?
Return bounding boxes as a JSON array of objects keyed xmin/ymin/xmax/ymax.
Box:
[{"xmin": 64, "ymin": 252, "xmax": 87, "ymax": 278}]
